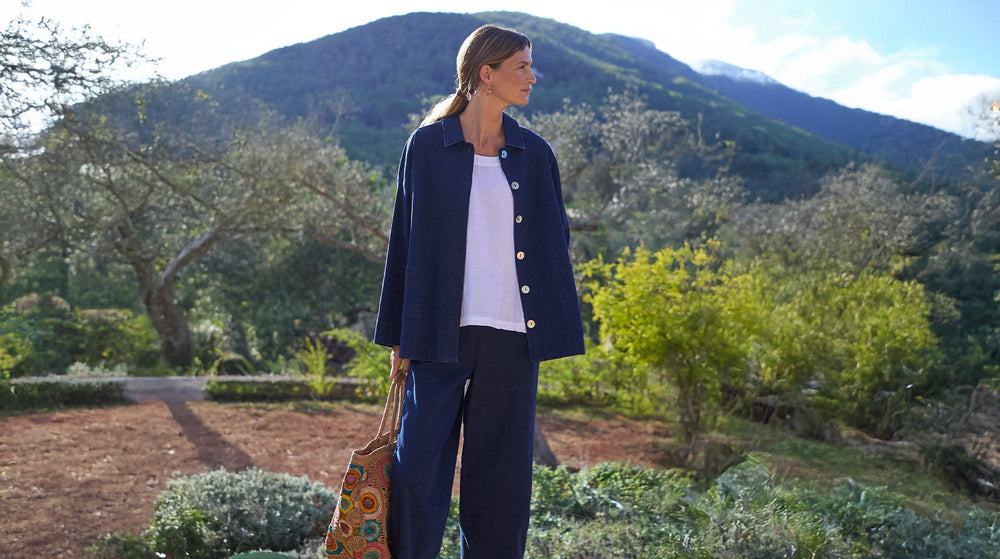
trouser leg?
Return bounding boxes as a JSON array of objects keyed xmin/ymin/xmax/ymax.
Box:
[
  {"xmin": 459, "ymin": 327, "xmax": 539, "ymax": 559},
  {"xmin": 389, "ymin": 343, "xmax": 473, "ymax": 559}
]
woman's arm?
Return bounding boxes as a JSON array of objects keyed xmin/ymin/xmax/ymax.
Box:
[{"xmin": 373, "ymin": 135, "xmax": 415, "ymax": 349}]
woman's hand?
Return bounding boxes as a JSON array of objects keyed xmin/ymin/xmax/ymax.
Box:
[{"xmin": 391, "ymin": 346, "xmax": 410, "ymax": 380}]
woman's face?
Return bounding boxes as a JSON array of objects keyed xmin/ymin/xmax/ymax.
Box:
[{"xmin": 486, "ymin": 48, "xmax": 536, "ymax": 106}]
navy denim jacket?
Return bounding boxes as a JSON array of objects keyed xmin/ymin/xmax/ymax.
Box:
[{"xmin": 373, "ymin": 113, "xmax": 586, "ymax": 363}]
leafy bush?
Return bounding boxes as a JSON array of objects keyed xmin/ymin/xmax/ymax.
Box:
[
  {"xmin": 203, "ymin": 378, "xmax": 358, "ymax": 402},
  {"xmin": 0, "ymin": 304, "xmax": 160, "ymax": 378},
  {"xmin": 91, "ymin": 461, "xmax": 1000, "ymax": 558},
  {"xmin": 583, "ymin": 242, "xmax": 759, "ymax": 439},
  {"xmin": 749, "ymin": 267, "xmax": 939, "ymax": 436},
  {"xmin": 66, "ymin": 361, "xmax": 129, "ymax": 378},
  {"xmin": 296, "ymin": 337, "xmax": 336, "ymax": 397},
  {"xmin": 87, "ymin": 531, "xmax": 156, "ymax": 559},
  {"xmin": 1, "ymin": 379, "xmax": 125, "ymax": 414},
  {"xmin": 537, "ymin": 343, "xmax": 618, "ymax": 409},
  {"xmin": 145, "ymin": 468, "xmax": 336, "ymax": 558},
  {"xmin": 324, "ymin": 327, "xmax": 390, "ymax": 398},
  {"xmin": 0, "ymin": 331, "xmax": 29, "ymax": 377},
  {"xmin": 580, "ymin": 242, "xmax": 940, "ymax": 438},
  {"xmin": 212, "ymin": 353, "xmax": 258, "ymax": 376},
  {"xmin": 508, "ymin": 460, "xmax": 1000, "ymax": 559}
]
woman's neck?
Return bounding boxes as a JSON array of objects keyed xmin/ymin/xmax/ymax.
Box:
[{"xmin": 460, "ymin": 99, "xmax": 505, "ymax": 156}]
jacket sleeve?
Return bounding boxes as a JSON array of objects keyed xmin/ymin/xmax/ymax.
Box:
[
  {"xmin": 372, "ymin": 135, "xmax": 414, "ymax": 348},
  {"xmin": 548, "ymin": 142, "xmax": 571, "ymax": 248}
]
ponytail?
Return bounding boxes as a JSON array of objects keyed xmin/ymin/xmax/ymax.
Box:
[{"xmin": 420, "ymin": 92, "xmax": 469, "ymax": 127}]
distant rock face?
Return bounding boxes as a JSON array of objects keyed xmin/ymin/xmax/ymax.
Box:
[{"xmin": 692, "ymin": 60, "xmax": 778, "ymax": 85}]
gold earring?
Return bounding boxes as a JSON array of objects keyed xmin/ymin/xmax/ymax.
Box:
[{"xmin": 487, "ymin": 86, "xmax": 492, "ymax": 96}]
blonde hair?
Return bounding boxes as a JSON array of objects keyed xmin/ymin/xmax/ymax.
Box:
[{"xmin": 420, "ymin": 24, "xmax": 532, "ymax": 127}]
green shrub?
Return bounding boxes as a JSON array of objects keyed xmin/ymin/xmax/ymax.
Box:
[
  {"xmin": 583, "ymin": 242, "xmax": 759, "ymax": 439},
  {"xmin": 296, "ymin": 337, "xmax": 336, "ymax": 397},
  {"xmin": 66, "ymin": 361, "xmax": 129, "ymax": 378},
  {"xmin": 213, "ymin": 353, "xmax": 258, "ymax": 376},
  {"xmin": 517, "ymin": 461, "xmax": 1000, "ymax": 558},
  {"xmin": 579, "ymin": 243, "xmax": 939, "ymax": 438},
  {"xmin": 538, "ymin": 343, "xmax": 618, "ymax": 409},
  {"xmin": 0, "ymin": 305, "xmax": 160, "ymax": 377},
  {"xmin": 1, "ymin": 379, "xmax": 125, "ymax": 414},
  {"xmin": 146, "ymin": 468, "xmax": 337, "ymax": 558},
  {"xmin": 323, "ymin": 328, "xmax": 390, "ymax": 398},
  {"xmin": 0, "ymin": 331, "xmax": 29, "ymax": 376},
  {"xmin": 204, "ymin": 379, "xmax": 357, "ymax": 402},
  {"xmin": 86, "ymin": 531, "xmax": 156, "ymax": 559}
]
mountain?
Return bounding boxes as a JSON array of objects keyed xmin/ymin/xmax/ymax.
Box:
[
  {"xmin": 693, "ymin": 60, "xmax": 991, "ymax": 184},
  {"xmin": 168, "ymin": 11, "xmax": 989, "ymax": 199}
]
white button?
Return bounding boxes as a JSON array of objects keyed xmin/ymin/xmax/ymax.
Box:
[
  {"xmin": 516, "ymin": 251, "xmax": 525, "ymax": 260},
  {"xmin": 520, "ymin": 285, "xmax": 530, "ymax": 294},
  {"xmin": 515, "ymin": 215, "xmax": 523, "ymax": 224},
  {"xmin": 526, "ymin": 319, "xmax": 536, "ymax": 329},
  {"xmin": 500, "ymin": 149, "xmax": 508, "ymax": 159},
  {"xmin": 510, "ymin": 181, "xmax": 520, "ymax": 190}
]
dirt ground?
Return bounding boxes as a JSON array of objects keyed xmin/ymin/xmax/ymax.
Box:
[{"xmin": 0, "ymin": 398, "xmax": 671, "ymax": 558}]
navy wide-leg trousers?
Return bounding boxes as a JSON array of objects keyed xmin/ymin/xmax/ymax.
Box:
[{"xmin": 389, "ymin": 326, "xmax": 539, "ymax": 559}]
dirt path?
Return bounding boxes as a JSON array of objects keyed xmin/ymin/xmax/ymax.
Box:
[{"xmin": 0, "ymin": 385, "xmax": 670, "ymax": 558}]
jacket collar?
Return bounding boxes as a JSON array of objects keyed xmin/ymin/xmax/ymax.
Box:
[{"xmin": 441, "ymin": 112, "xmax": 526, "ymax": 151}]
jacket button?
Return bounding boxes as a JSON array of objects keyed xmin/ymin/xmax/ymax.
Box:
[
  {"xmin": 516, "ymin": 251, "xmax": 525, "ymax": 260},
  {"xmin": 520, "ymin": 285, "xmax": 530, "ymax": 294},
  {"xmin": 510, "ymin": 181, "xmax": 520, "ymax": 190},
  {"xmin": 500, "ymin": 149, "xmax": 508, "ymax": 159},
  {"xmin": 515, "ymin": 215, "xmax": 523, "ymax": 224},
  {"xmin": 526, "ymin": 319, "xmax": 536, "ymax": 329}
]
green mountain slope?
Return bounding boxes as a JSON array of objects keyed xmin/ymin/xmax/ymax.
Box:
[{"xmin": 172, "ymin": 11, "xmax": 985, "ymax": 199}]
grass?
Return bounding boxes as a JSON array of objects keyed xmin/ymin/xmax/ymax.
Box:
[{"xmin": 721, "ymin": 418, "xmax": 996, "ymax": 519}]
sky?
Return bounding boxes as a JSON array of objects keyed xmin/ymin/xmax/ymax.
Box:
[{"xmin": 5, "ymin": 0, "xmax": 1000, "ymax": 139}]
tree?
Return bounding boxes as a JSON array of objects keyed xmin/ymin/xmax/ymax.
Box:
[
  {"xmin": 584, "ymin": 241, "xmax": 757, "ymax": 441},
  {"xmin": 3, "ymin": 88, "xmax": 303, "ymax": 366},
  {"xmin": 727, "ymin": 163, "xmax": 958, "ymax": 274},
  {"xmin": 524, "ymin": 90, "xmax": 742, "ymax": 259},
  {"xmin": 264, "ymin": 119, "xmax": 392, "ymax": 265},
  {"xmin": 1, "ymin": 12, "xmax": 142, "ymax": 145},
  {"xmin": 1, "ymin": 10, "xmax": 144, "ymax": 286}
]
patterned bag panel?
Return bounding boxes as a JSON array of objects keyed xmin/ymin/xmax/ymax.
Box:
[
  {"xmin": 325, "ymin": 438, "xmax": 394, "ymax": 557},
  {"xmin": 325, "ymin": 378, "xmax": 403, "ymax": 558}
]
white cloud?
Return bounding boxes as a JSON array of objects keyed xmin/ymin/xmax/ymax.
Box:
[
  {"xmin": 651, "ymin": 11, "xmax": 995, "ymax": 138},
  {"xmin": 890, "ymin": 75, "xmax": 1000, "ymax": 139}
]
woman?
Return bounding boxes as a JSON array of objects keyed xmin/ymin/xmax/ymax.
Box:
[{"xmin": 374, "ymin": 24, "xmax": 585, "ymax": 558}]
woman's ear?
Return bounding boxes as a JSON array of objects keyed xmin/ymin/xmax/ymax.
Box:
[{"xmin": 478, "ymin": 64, "xmax": 492, "ymax": 87}]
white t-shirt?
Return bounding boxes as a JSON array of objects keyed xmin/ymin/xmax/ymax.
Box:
[{"xmin": 460, "ymin": 154, "xmax": 527, "ymax": 333}]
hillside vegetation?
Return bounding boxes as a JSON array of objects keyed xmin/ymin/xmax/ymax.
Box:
[{"xmin": 3, "ymin": 10, "xmax": 1000, "ymax": 558}]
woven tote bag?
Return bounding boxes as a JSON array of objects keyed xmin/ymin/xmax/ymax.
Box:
[{"xmin": 324, "ymin": 375, "xmax": 403, "ymax": 558}]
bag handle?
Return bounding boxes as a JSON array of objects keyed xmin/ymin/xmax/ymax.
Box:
[{"xmin": 376, "ymin": 374, "xmax": 405, "ymax": 437}]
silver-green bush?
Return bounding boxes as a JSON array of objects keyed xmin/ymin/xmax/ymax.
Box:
[{"xmin": 146, "ymin": 468, "xmax": 336, "ymax": 558}]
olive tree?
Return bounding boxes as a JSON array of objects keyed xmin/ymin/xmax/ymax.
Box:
[
  {"xmin": 1, "ymin": 13, "xmax": 142, "ymax": 143},
  {"xmin": 525, "ymin": 90, "xmax": 743, "ymax": 259},
  {"xmin": 3, "ymin": 84, "xmax": 392, "ymax": 368}
]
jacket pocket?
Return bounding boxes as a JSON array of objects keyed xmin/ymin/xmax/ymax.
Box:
[{"xmin": 554, "ymin": 263, "xmax": 578, "ymax": 315}]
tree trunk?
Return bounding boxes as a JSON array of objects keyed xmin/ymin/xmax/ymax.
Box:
[
  {"xmin": 533, "ymin": 417, "xmax": 559, "ymax": 468},
  {"xmin": 139, "ymin": 276, "xmax": 193, "ymax": 368},
  {"xmin": 120, "ymin": 226, "xmax": 217, "ymax": 370}
]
